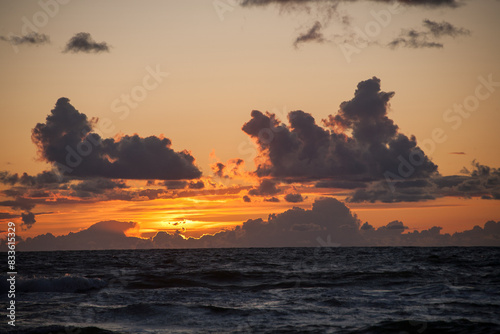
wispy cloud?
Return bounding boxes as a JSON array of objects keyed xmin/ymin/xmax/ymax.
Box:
[
  {"xmin": 293, "ymin": 21, "xmax": 326, "ymax": 48},
  {"xmin": 388, "ymin": 19, "xmax": 470, "ymax": 49},
  {"xmin": 0, "ymin": 32, "xmax": 50, "ymax": 46}
]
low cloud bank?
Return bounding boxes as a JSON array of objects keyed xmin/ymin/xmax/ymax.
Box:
[{"xmin": 4, "ymin": 198, "xmax": 499, "ymax": 251}]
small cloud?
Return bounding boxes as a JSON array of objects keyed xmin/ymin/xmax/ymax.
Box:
[
  {"xmin": 293, "ymin": 21, "xmax": 326, "ymax": 48},
  {"xmin": 264, "ymin": 197, "xmax": 280, "ymax": 202},
  {"xmin": 388, "ymin": 19, "xmax": 470, "ymax": 49},
  {"xmin": 449, "ymin": 152, "xmax": 466, "ymax": 155},
  {"xmin": 188, "ymin": 180, "xmax": 205, "ymax": 189},
  {"xmin": 423, "ymin": 19, "xmax": 470, "ymax": 38},
  {"xmin": 63, "ymin": 32, "xmax": 110, "ymax": 53},
  {"xmin": 21, "ymin": 211, "xmax": 36, "ymax": 230},
  {"xmin": 243, "ymin": 195, "xmax": 251, "ymax": 202},
  {"xmin": 284, "ymin": 193, "xmax": 304, "ymax": 203},
  {"xmin": 248, "ymin": 179, "xmax": 281, "ymax": 196},
  {"xmin": 0, "ymin": 32, "xmax": 50, "ymax": 46}
]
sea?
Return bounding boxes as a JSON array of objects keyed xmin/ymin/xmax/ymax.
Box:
[{"xmin": 1, "ymin": 247, "xmax": 500, "ymax": 334}]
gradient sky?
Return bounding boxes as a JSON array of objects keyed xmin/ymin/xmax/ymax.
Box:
[{"xmin": 0, "ymin": 0, "xmax": 499, "ymax": 247}]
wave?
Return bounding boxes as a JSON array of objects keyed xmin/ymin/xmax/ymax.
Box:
[
  {"xmin": 0, "ymin": 274, "xmax": 107, "ymax": 293},
  {"xmin": 347, "ymin": 319, "xmax": 500, "ymax": 334},
  {"xmin": 9, "ymin": 326, "xmax": 119, "ymax": 334}
]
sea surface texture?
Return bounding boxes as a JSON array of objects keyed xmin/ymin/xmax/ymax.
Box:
[{"xmin": 2, "ymin": 247, "xmax": 500, "ymax": 333}]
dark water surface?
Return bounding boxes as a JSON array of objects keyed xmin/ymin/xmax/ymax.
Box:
[{"xmin": 2, "ymin": 247, "xmax": 500, "ymax": 333}]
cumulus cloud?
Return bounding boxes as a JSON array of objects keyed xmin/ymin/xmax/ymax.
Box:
[
  {"xmin": 21, "ymin": 211, "xmax": 36, "ymax": 230},
  {"xmin": 242, "ymin": 77, "xmax": 437, "ymax": 182},
  {"xmin": 388, "ymin": 19, "xmax": 470, "ymax": 49},
  {"xmin": 243, "ymin": 195, "xmax": 252, "ymax": 202},
  {"xmin": 32, "ymin": 98, "xmax": 202, "ymax": 180},
  {"xmin": 7, "ymin": 197, "xmax": 499, "ymax": 251},
  {"xmin": 63, "ymin": 32, "xmax": 110, "ymax": 53},
  {"xmin": 248, "ymin": 179, "xmax": 281, "ymax": 196},
  {"xmin": 0, "ymin": 32, "xmax": 50, "ymax": 46},
  {"xmin": 284, "ymin": 193, "xmax": 304, "ymax": 203}
]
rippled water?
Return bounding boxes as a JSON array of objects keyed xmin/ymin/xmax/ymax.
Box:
[{"xmin": 2, "ymin": 247, "xmax": 500, "ymax": 333}]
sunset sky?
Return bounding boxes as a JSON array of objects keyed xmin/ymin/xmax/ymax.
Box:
[{"xmin": 0, "ymin": 0, "xmax": 499, "ymax": 248}]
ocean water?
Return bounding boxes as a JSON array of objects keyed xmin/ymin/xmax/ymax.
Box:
[{"xmin": 2, "ymin": 247, "xmax": 500, "ymax": 333}]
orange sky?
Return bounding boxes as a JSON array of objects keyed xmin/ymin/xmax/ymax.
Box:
[{"xmin": 0, "ymin": 0, "xmax": 499, "ymax": 243}]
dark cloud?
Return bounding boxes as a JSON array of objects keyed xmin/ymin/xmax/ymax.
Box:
[
  {"xmin": 0, "ymin": 212, "xmax": 18, "ymax": 220},
  {"xmin": 164, "ymin": 180, "xmax": 188, "ymax": 189},
  {"xmin": 63, "ymin": 32, "xmax": 110, "ymax": 53},
  {"xmin": 242, "ymin": 77, "xmax": 437, "ymax": 182},
  {"xmin": 315, "ymin": 179, "xmax": 367, "ymax": 189},
  {"xmin": 241, "ymin": 0, "xmax": 461, "ymax": 7},
  {"xmin": 8, "ymin": 197, "xmax": 499, "ymax": 251},
  {"xmin": 348, "ymin": 161, "xmax": 500, "ymax": 203},
  {"xmin": 188, "ymin": 180, "xmax": 205, "ymax": 189},
  {"xmin": 10, "ymin": 220, "xmax": 149, "ymax": 251},
  {"xmin": 348, "ymin": 179, "xmax": 436, "ymax": 203},
  {"xmin": 70, "ymin": 178, "xmax": 128, "ymax": 198},
  {"xmin": 449, "ymin": 152, "xmax": 465, "ymax": 155},
  {"xmin": 243, "ymin": 195, "xmax": 251, "ymax": 202},
  {"xmin": 0, "ymin": 171, "xmax": 19, "ymax": 185},
  {"xmin": 294, "ymin": 21, "xmax": 325, "ymax": 48},
  {"xmin": 388, "ymin": 19, "xmax": 469, "ymax": 49},
  {"xmin": 284, "ymin": 193, "xmax": 304, "ymax": 203},
  {"xmin": 211, "ymin": 159, "xmax": 245, "ymax": 178},
  {"xmin": 0, "ymin": 32, "xmax": 50, "ymax": 46},
  {"xmin": 211, "ymin": 162, "xmax": 225, "ymax": 178},
  {"xmin": 0, "ymin": 198, "xmax": 36, "ymax": 211},
  {"xmin": 248, "ymin": 179, "xmax": 281, "ymax": 196},
  {"xmin": 32, "ymin": 98, "xmax": 202, "ymax": 180},
  {"xmin": 241, "ymin": 0, "xmax": 463, "ymax": 48},
  {"xmin": 264, "ymin": 197, "xmax": 280, "ymax": 202},
  {"xmin": 423, "ymin": 19, "xmax": 470, "ymax": 37},
  {"xmin": 21, "ymin": 211, "xmax": 36, "ymax": 230},
  {"xmin": 1, "ymin": 170, "xmax": 69, "ymax": 190}
]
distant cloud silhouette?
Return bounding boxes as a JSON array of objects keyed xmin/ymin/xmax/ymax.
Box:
[
  {"xmin": 32, "ymin": 98, "xmax": 202, "ymax": 180},
  {"xmin": 241, "ymin": 0, "xmax": 461, "ymax": 7},
  {"xmin": 6, "ymin": 197, "xmax": 499, "ymax": 251},
  {"xmin": 211, "ymin": 158, "xmax": 245, "ymax": 178},
  {"xmin": 242, "ymin": 77, "xmax": 437, "ymax": 182},
  {"xmin": 70, "ymin": 178, "xmax": 128, "ymax": 198},
  {"xmin": 284, "ymin": 193, "xmax": 304, "ymax": 203},
  {"xmin": 0, "ymin": 212, "xmax": 18, "ymax": 220},
  {"xmin": 264, "ymin": 197, "xmax": 280, "ymax": 202},
  {"xmin": 248, "ymin": 179, "xmax": 281, "ymax": 196},
  {"xmin": 347, "ymin": 161, "xmax": 500, "ymax": 203},
  {"xmin": 388, "ymin": 20, "xmax": 470, "ymax": 49},
  {"xmin": 241, "ymin": 0, "xmax": 463, "ymax": 48},
  {"xmin": 294, "ymin": 21, "xmax": 325, "ymax": 48},
  {"xmin": 63, "ymin": 32, "xmax": 110, "ymax": 53},
  {"xmin": 21, "ymin": 211, "xmax": 36, "ymax": 229},
  {"xmin": 243, "ymin": 195, "xmax": 251, "ymax": 202},
  {"xmin": 0, "ymin": 170, "xmax": 67, "ymax": 187},
  {"xmin": 0, "ymin": 32, "xmax": 50, "ymax": 46}
]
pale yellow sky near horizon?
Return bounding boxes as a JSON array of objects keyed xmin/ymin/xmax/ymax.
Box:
[{"xmin": 0, "ymin": 0, "xmax": 499, "ymax": 238}]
